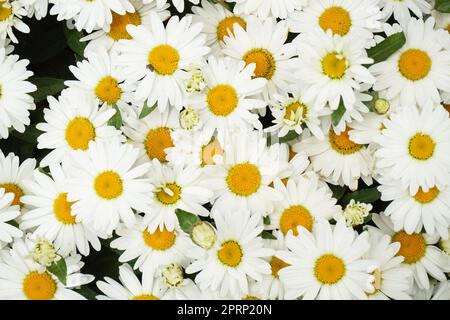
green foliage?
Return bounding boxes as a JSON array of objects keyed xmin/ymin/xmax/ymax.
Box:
[
  {"xmin": 367, "ymin": 32, "xmax": 406, "ymax": 64},
  {"xmin": 176, "ymin": 209, "xmax": 201, "ymax": 234},
  {"xmin": 47, "ymin": 258, "xmax": 67, "ymax": 285}
]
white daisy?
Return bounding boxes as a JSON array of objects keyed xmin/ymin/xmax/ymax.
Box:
[
  {"xmin": 22, "ymin": 0, "xmax": 48, "ymax": 20},
  {"xmin": 278, "ymin": 219, "xmax": 378, "ymax": 300},
  {"xmin": 65, "ymin": 138, "xmax": 154, "ymax": 235},
  {"xmin": 379, "ymin": 0, "xmax": 431, "ymax": 23},
  {"xmin": 157, "ymin": 263, "xmax": 202, "ymax": 300},
  {"xmin": 226, "ymin": 0, "xmax": 307, "ymax": 19},
  {"xmin": 0, "ymin": 188, "xmax": 22, "ymax": 246},
  {"xmin": 0, "ymin": 0, "xmax": 30, "ymax": 43},
  {"xmin": 116, "ymin": 12, "xmax": 210, "ymax": 112},
  {"xmin": 143, "ymin": 0, "xmax": 199, "ymax": 13}
]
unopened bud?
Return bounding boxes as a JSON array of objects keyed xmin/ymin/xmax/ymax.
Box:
[
  {"xmin": 374, "ymin": 98, "xmax": 390, "ymax": 114},
  {"xmin": 191, "ymin": 221, "xmax": 216, "ymax": 249},
  {"xmin": 162, "ymin": 263, "xmax": 184, "ymax": 287}
]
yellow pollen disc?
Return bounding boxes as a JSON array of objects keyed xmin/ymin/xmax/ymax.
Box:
[
  {"xmin": 329, "ymin": 127, "xmax": 362, "ymax": 155},
  {"xmin": 156, "ymin": 183, "xmax": 182, "ymax": 205},
  {"xmin": 279, "ymin": 205, "xmax": 314, "ymax": 236},
  {"xmin": 53, "ymin": 193, "xmax": 76, "ymax": 225},
  {"xmin": 65, "ymin": 117, "xmax": 96, "ymax": 151},
  {"xmin": 270, "ymin": 256, "xmax": 290, "ymax": 278},
  {"xmin": 94, "ymin": 171, "xmax": 123, "ymax": 200},
  {"xmin": 148, "ymin": 45, "xmax": 180, "ymax": 76},
  {"xmin": 0, "ymin": 183, "xmax": 24, "ymax": 206},
  {"xmin": 94, "ymin": 76, "xmax": 122, "ymax": 105},
  {"xmin": 392, "ymin": 231, "xmax": 426, "ymax": 264},
  {"xmin": 132, "ymin": 294, "xmax": 160, "ymax": 300},
  {"xmin": 398, "ymin": 49, "xmax": 431, "ymax": 81},
  {"xmin": 322, "ymin": 52, "xmax": 347, "ymax": 79},
  {"xmin": 414, "ymin": 187, "xmax": 439, "ymax": 204},
  {"xmin": 143, "ymin": 227, "xmax": 176, "ymax": 251},
  {"xmin": 284, "ymin": 101, "xmax": 307, "ymax": 120},
  {"xmin": 201, "ymin": 139, "xmax": 224, "ymax": 167},
  {"xmin": 216, "ymin": 16, "xmax": 246, "ymax": 41},
  {"xmin": 22, "ymin": 271, "xmax": 57, "ymax": 300},
  {"xmin": 408, "ymin": 133, "xmax": 435, "ymax": 161},
  {"xmin": 243, "ymin": 295, "xmax": 260, "ymax": 300},
  {"xmin": 0, "ymin": 3, "xmax": 12, "ymax": 21},
  {"xmin": 319, "ymin": 6, "xmax": 352, "ymax": 36},
  {"xmin": 108, "ymin": 11, "xmax": 141, "ymax": 40},
  {"xmin": 243, "ymin": 48, "xmax": 276, "ymax": 80},
  {"xmin": 217, "ymin": 240, "xmax": 243, "ymax": 267},
  {"xmin": 314, "ymin": 254, "xmax": 346, "ymax": 285},
  {"xmin": 144, "ymin": 127, "xmax": 174, "ymax": 162},
  {"xmin": 226, "ymin": 163, "xmax": 262, "ymax": 197},
  {"xmin": 207, "ymin": 84, "xmax": 238, "ymax": 116}
]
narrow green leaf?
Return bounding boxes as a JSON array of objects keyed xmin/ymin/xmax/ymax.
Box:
[
  {"xmin": 176, "ymin": 209, "xmax": 201, "ymax": 234},
  {"xmin": 63, "ymin": 26, "xmax": 87, "ymax": 57},
  {"xmin": 363, "ymin": 91, "xmax": 379, "ymax": 112},
  {"xmin": 75, "ymin": 286, "xmax": 98, "ymax": 300},
  {"xmin": 108, "ymin": 104, "xmax": 123, "ymax": 129},
  {"xmin": 279, "ymin": 131, "xmax": 299, "ymax": 144},
  {"xmin": 367, "ymin": 32, "xmax": 406, "ymax": 64},
  {"xmin": 435, "ymin": 0, "xmax": 450, "ymax": 12},
  {"xmin": 47, "ymin": 258, "xmax": 67, "ymax": 285},
  {"xmin": 261, "ymin": 230, "xmax": 277, "ymax": 240},
  {"xmin": 139, "ymin": 101, "xmax": 158, "ymax": 119},
  {"xmin": 29, "ymin": 77, "xmax": 65, "ymax": 103},
  {"xmin": 340, "ymin": 187, "xmax": 381, "ymax": 207},
  {"xmin": 331, "ymin": 99, "xmax": 346, "ymax": 127},
  {"xmin": 328, "ymin": 184, "xmax": 347, "ymax": 201}
]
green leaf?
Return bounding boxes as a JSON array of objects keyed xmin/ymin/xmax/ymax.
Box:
[
  {"xmin": 435, "ymin": 0, "xmax": 450, "ymax": 12},
  {"xmin": 263, "ymin": 216, "xmax": 271, "ymax": 225},
  {"xmin": 367, "ymin": 32, "xmax": 406, "ymax": 64},
  {"xmin": 328, "ymin": 184, "xmax": 347, "ymax": 201},
  {"xmin": 29, "ymin": 77, "xmax": 65, "ymax": 103},
  {"xmin": 47, "ymin": 258, "xmax": 67, "ymax": 285},
  {"xmin": 176, "ymin": 209, "xmax": 200, "ymax": 234},
  {"xmin": 279, "ymin": 131, "xmax": 299, "ymax": 144},
  {"xmin": 340, "ymin": 187, "xmax": 381, "ymax": 207},
  {"xmin": 260, "ymin": 230, "xmax": 277, "ymax": 240},
  {"xmin": 331, "ymin": 99, "xmax": 346, "ymax": 127},
  {"xmin": 363, "ymin": 91, "xmax": 379, "ymax": 112},
  {"xmin": 75, "ymin": 286, "xmax": 98, "ymax": 300},
  {"xmin": 139, "ymin": 101, "xmax": 158, "ymax": 119},
  {"xmin": 108, "ymin": 104, "xmax": 123, "ymax": 129},
  {"xmin": 63, "ymin": 26, "xmax": 87, "ymax": 57}
]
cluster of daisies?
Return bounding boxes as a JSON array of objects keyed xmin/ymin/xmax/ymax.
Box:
[{"xmin": 0, "ymin": 0, "xmax": 449, "ymax": 300}]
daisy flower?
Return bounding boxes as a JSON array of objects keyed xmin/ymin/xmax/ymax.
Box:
[
  {"xmin": 186, "ymin": 209, "xmax": 273, "ymax": 299},
  {"xmin": 374, "ymin": 105, "xmax": 450, "ymax": 195},
  {"xmin": 0, "ymin": 188, "xmax": 22, "ymax": 245},
  {"xmin": 204, "ymin": 130, "xmax": 286, "ymax": 216},
  {"xmin": 116, "ymin": 12, "xmax": 210, "ymax": 112},
  {"xmin": 226, "ymin": 0, "xmax": 307, "ymax": 19},
  {"xmin": 370, "ymin": 18, "xmax": 450, "ymax": 109},
  {"xmin": 0, "ymin": 150, "xmax": 35, "ymax": 207},
  {"xmin": 278, "ymin": 219, "xmax": 378, "ymax": 300},
  {"xmin": 110, "ymin": 218, "xmax": 195, "ymax": 272},
  {"xmin": 187, "ymin": 56, "xmax": 267, "ymax": 142},
  {"xmin": 143, "ymin": 0, "xmax": 199, "ymax": 13},
  {"xmin": 222, "ymin": 16, "xmax": 298, "ymax": 100},
  {"xmin": 22, "ymin": 0, "xmax": 48, "ymax": 20},
  {"xmin": 410, "ymin": 279, "xmax": 450, "ymax": 300},
  {"xmin": 20, "ymin": 164, "xmax": 103, "ymax": 256},
  {"xmin": 295, "ymin": 126, "xmax": 373, "ymax": 191},
  {"xmin": 82, "ymin": 0, "xmax": 170, "ymax": 55},
  {"xmin": 379, "ymin": 0, "xmax": 431, "ymax": 23},
  {"xmin": 268, "ymin": 176, "xmax": 341, "ymax": 237},
  {"xmin": 0, "ymin": 47, "xmax": 36, "ymax": 140},
  {"xmin": 294, "ymin": 29, "xmax": 375, "ymax": 111},
  {"xmin": 96, "ymin": 263, "xmax": 167, "ymax": 300},
  {"xmin": 65, "ymin": 139, "xmax": 154, "ymax": 235},
  {"xmin": 348, "ymin": 111, "xmax": 387, "ymax": 145},
  {"xmin": 0, "ymin": 0, "xmax": 30, "ymax": 43},
  {"xmin": 371, "ymin": 213, "xmax": 450, "ymax": 290},
  {"xmin": 36, "ymin": 88, "xmax": 123, "ymax": 168},
  {"xmin": 157, "ymin": 263, "xmax": 202, "ymax": 300}
]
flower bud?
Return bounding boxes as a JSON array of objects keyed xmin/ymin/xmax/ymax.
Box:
[{"xmin": 190, "ymin": 221, "xmax": 216, "ymax": 249}]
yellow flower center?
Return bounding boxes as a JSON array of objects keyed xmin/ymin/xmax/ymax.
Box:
[
  {"xmin": 226, "ymin": 163, "xmax": 261, "ymax": 197},
  {"xmin": 0, "ymin": 2, "xmax": 12, "ymax": 21},
  {"xmin": 207, "ymin": 84, "xmax": 238, "ymax": 116},
  {"xmin": 65, "ymin": 117, "xmax": 96, "ymax": 151},
  {"xmin": 314, "ymin": 254, "xmax": 346, "ymax": 285},
  {"xmin": 329, "ymin": 127, "xmax": 363, "ymax": 155},
  {"xmin": 408, "ymin": 133, "xmax": 435, "ymax": 161},
  {"xmin": 108, "ymin": 11, "xmax": 141, "ymax": 41},
  {"xmin": 216, "ymin": 16, "xmax": 246, "ymax": 41},
  {"xmin": 217, "ymin": 240, "xmax": 243, "ymax": 267},
  {"xmin": 132, "ymin": 294, "xmax": 160, "ymax": 300},
  {"xmin": 53, "ymin": 193, "xmax": 76, "ymax": 225},
  {"xmin": 143, "ymin": 226, "xmax": 176, "ymax": 251},
  {"xmin": 398, "ymin": 49, "xmax": 431, "ymax": 81},
  {"xmin": 148, "ymin": 45, "xmax": 180, "ymax": 76},
  {"xmin": 243, "ymin": 295, "xmax": 260, "ymax": 300},
  {"xmin": 22, "ymin": 271, "xmax": 57, "ymax": 300},
  {"xmin": 414, "ymin": 186, "xmax": 439, "ymax": 204},
  {"xmin": 322, "ymin": 52, "xmax": 347, "ymax": 79},
  {"xmin": 94, "ymin": 171, "xmax": 123, "ymax": 200},
  {"xmin": 201, "ymin": 139, "xmax": 224, "ymax": 167},
  {"xmin": 270, "ymin": 256, "xmax": 290, "ymax": 278},
  {"xmin": 319, "ymin": 6, "xmax": 352, "ymax": 36},
  {"xmin": 279, "ymin": 205, "xmax": 314, "ymax": 236},
  {"xmin": 144, "ymin": 127, "xmax": 174, "ymax": 162},
  {"xmin": 0, "ymin": 183, "xmax": 24, "ymax": 206},
  {"xmin": 243, "ymin": 48, "xmax": 276, "ymax": 80},
  {"xmin": 155, "ymin": 183, "xmax": 182, "ymax": 205},
  {"xmin": 392, "ymin": 231, "xmax": 426, "ymax": 264},
  {"xmin": 94, "ymin": 76, "xmax": 122, "ymax": 105},
  {"xmin": 284, "ymin": 101, "xmax": 308, "ymax": 120}
]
